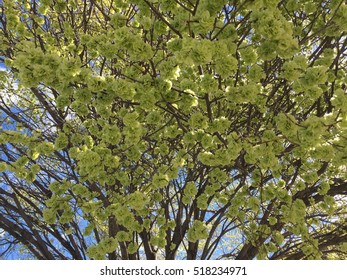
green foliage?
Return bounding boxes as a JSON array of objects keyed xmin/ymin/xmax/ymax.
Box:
[{"xmin": 0, "ymin": 0, "xmax": 346, "ymax": 260}]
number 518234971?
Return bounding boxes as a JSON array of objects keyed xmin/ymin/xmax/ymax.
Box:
[{"xmin": 193, "ymin": 266, "xmax": 247, "ymax": 276}]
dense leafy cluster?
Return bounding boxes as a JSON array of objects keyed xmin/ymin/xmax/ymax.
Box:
[{"xmin": 0, "ymin": 0, "xmax": 347, "ymax": 260}]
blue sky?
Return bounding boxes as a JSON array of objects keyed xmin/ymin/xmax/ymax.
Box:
[{"xmin": 0, "ymin": 56, "xmax": 5, "ymax": 71}]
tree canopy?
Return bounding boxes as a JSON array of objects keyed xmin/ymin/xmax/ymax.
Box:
[{"xmin": 0, "ymin": 0, "xmax": 347, "ymax": 260}]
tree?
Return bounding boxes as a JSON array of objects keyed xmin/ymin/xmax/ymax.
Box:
[{"xmin": 0, "ymin": 0, "xmax": 347, "ymax": 260}]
